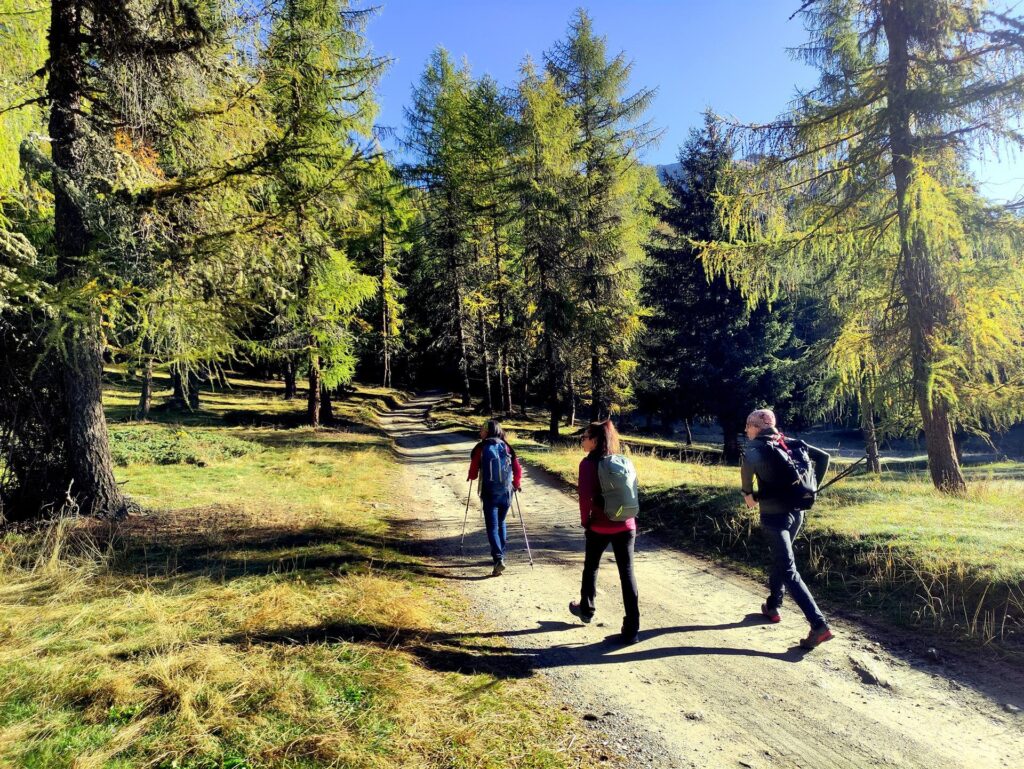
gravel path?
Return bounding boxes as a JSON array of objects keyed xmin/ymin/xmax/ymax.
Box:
[{"xmin": 381, "ymin": 394, "xmax": 1024, "ymax": 769}]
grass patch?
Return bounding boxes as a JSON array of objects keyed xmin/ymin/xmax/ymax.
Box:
[
  {"xmin": 110, "ymin": 425, "xmax": 260, "ymax": 467},
  {"xmin": 0, "ymin": 379, "xmax": 594, "ymax": 769},
  {"xmin": 516, "ymin": 439, "xmax": 1024, "ymax": 651}
]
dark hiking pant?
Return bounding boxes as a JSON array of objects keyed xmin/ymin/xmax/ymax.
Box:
[
  {"xmin": 580, "ymin": 528, "xmax": 640, "ymax": 635},
  {"xmin": 761, "ymin": 510, "xmax": 828, "ymax": 629}
]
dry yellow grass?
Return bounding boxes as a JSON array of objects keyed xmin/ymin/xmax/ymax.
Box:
[{"xmin": 0, "ymin": 378, "xmax": 593, "ymax": 769}]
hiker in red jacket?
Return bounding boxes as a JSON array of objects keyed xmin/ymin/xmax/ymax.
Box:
[
  {"xmin": 467, "ymin": 420, "xmax": 523, "ymax": 576},
  {"xmin": 569, "ymin": 419, "xmax": 640, "ymax": 643}
]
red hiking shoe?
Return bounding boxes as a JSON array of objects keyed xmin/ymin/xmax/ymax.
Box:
[
  {"xmin": 761, "ymin": 603, "xmax": 781, "ymax": 623},
  {"xmin": 800, "ymin": 626, "xmax": 834, "ymax": 649}
]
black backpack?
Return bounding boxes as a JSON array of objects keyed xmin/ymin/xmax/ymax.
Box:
[{"xmin": 763, "ymin": 437, "xmax": 818, "ymax": 510}]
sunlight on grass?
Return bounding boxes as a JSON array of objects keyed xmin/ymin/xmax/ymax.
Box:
[{"xmin": 0, "ymin": 377, "xmax": 588, "ymax": 769}]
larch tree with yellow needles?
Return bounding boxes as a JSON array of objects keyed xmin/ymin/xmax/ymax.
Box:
[{"xmin": 701, "ymin": 0, "xmax": 1024, "ymax": 493}]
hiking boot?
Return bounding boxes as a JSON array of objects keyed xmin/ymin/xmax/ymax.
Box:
[
  {"xmin": 799, "ymin": 625, "xmax": 834, "ymax": 649},
  {"xmin": 617, "ymin": 627, "xmax": 640, "ymax": 645},
  {"xmin": 492, "ymin": 559, "xmax": 506, "ymax": 576},
  {"xmin": 569, "ymin": 600, "xmax": 593, "ymax": 624},
  {"xmin": 761, "ymin": 602, "xmax": 781, "ymax": 623}
]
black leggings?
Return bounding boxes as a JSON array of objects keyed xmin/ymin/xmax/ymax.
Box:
[{"xmin": 580, "ymin": 528, "xmax": 639, "ymax": 633}]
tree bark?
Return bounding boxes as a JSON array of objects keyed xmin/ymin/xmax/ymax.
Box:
[
  {"xmin": 683, "ymin": 418, "xmax": 693, "ymax": 447},
  {"xmin": 860, "ymin": 385, "xmax": 882, "ymax": 474},
  {"xmin": 319, "ymin": 385, "xmax": 333, "ymax": 425},
  {"xmin": 546, "ymin": 334, "xmax": 562, "ymax": 438},
  {"xmin": 283, "ymin": 357, "xmax": 297, "ymax": 400},
  {"xmin": 380, "ymin": 213, "xmax": 392, "ymax": 389},
  {"xmin": 48, "ymin": 0, "xmax": 125, "ymax": 517},
  {"xmin": 519, "ymin": 358, "xmax": 529, "ymax": 417},
  {"xmin": 589, "ymin": 348, "xmax": 602, "ymax": 422},
  {"xmin": 171, "ymin": 366, "xmax": 185, "ymax": 404},
  {"xmin": 566, "ymin": 371, "xmax": 577, "ymax": 428},
  {"xmin": 187, "ymin": 370, "xmax": 201, "ymax": 410},
  {"xmin": 137, "ymin": 358, "xmax": 153, "ymax": 420},
  {"xmin": 64, "ymin": 326, "xmax": 125, "ymax": 516},
  {"xmin": 478, "ymin": 308, "xmax": 493, "ymax": 414},
  {"xmin": 721, "ymin": 418, "xmax": 742, "ymax": 466},
  {"xmin": 501, "ymin": 358, "xmax": 513, "ymax": 415},
  {"xmin": 882, "ymin": 1, "xmax": 966, "ymax": 493},
  {"xmin": 307, "ymin": 349, "xmax": 322, "ymax": 428}
]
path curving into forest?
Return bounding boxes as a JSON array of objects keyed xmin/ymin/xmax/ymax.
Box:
[{"xmin": 380, "ymin": 393, "xmax": 1024, "ymax": 769}]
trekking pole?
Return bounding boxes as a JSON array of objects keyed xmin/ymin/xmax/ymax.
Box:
[
  {"xmin": 817, "ymin": 454, "xmax": 870, "ymax": 493},
  {"xmin": 460, "ymin": 478, "xmax": 475, "ymax": 554},
  {"xmin": 513, "ymin": 490, "xmax": 535, "ymax": 569}
]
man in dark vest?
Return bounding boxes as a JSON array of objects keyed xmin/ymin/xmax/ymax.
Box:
[{"xmin": 741, "ymin": 409, "xmax": 834, "ymax": 649}]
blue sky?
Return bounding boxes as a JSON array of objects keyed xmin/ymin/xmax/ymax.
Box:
[{"xmin": 365, "ymin": 0, "xmax": 1024, "ymax": 201}]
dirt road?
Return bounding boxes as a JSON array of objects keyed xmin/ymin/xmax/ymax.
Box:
[{"xmin": 380, "ymin": 394, "xmax": 1023, "ymax": 769}]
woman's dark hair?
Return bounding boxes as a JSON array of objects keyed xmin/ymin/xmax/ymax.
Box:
[
  {"xmin": 483, "ymin": 419, "xmax": 506, "ymax": 441},
  {"xmin": 584, "ymin": 420, "xmax": 620, "ymax": 456}
]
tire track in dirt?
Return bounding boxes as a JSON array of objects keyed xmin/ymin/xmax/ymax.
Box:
[{"xmin": 381, "ymin": 394, "xmax": 1024, "ymax": 769}]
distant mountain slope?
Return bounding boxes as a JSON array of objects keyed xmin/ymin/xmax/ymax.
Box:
[{"xmin": 655, "ymin": 162, "xmax": 681, "ymax": 183}]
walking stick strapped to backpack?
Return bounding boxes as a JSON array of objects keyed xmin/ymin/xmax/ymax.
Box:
[{"xmin": 816, "ymin": 454, "xmax": 870, "ymax": 494}]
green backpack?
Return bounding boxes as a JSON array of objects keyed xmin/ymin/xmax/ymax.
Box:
[{"xmin": 597, "ymin": 454, "xmax": 640, "ymax": 521}]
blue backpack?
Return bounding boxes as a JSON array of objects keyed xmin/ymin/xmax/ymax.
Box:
[{"xmin": 478, "ymin": 439, "xmax": 513, "ymax": 504}]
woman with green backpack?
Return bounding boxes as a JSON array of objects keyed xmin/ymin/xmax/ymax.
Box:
[{"xmin": 569, "ymin": 419, "xmax": 640, "ymax": 644}]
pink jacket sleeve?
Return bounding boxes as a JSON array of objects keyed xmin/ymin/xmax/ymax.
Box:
[
  {"xmin": 578, "ymin": 458, "xmax": 602, "ymax": 527},
  {"xmin": 506, "ymin": 441, "xmax": 523, "ymax": 489}
]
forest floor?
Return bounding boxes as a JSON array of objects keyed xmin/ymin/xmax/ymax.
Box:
[{"xmin": 381, "ymin": 393, "xmax": 1024, "ymax": 769}]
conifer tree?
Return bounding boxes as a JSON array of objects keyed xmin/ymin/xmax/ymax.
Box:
[
  {"xmin": 263, "ymin": 0, "xmax": 383, "ymax": 427},
  {"xmin": 404, "ymin": 49, "xmax": 477, "ymax": 406},
  {"xmin": 643, "ymin": 117, "xmax": 796, "ymax": 463},
  {"xmin": 703, "ymin": 0, "xmax": 1024, "ymax": 492},
  {"xmin": 0, "ymin": 1, "xmax": 230, "ymax": 517},
  {"xmin": 350, "ymin": 156, "xmax": 416, "ymax": 389},
  {"xmin": 545, "ymin": 9, "xmax": 660, "ymax": 420},
  {"xmin": 515, "ymin": 61, "xmax": 582, "ymax": 436}
]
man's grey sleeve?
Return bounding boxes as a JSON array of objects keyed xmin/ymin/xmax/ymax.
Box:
[
  {"xmin": 740, "ymin": 457, "xmax": 755, "ymax": 495},
  {"xmin": 807, "ymin": 444, "xmax": 831, "ymax": 486}
]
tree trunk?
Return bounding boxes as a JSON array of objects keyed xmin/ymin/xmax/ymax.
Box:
[
  {"xmin": 546, "ymin": 335, "xmax": 562, "ymax": 439},
  {"xmin": 502, "ymin": 358, "xmax": 513, "ymax": 415},
  {"xmin": 721, "ymin": 418, "xmax": 742, "ymax": 465},
  {"xmin": 859, "ymin": 385, "xmax": 882, "ymax": 474},
  {"xmin": 454, "ymin": 288, "xmax": 472, "ymax": 407},
  {"xmin": 882, "ymin": 1, "xmax": 966, "ymax": 494},
  {"xmin": 171, "ymin": 366, "xmax": 185, "ymax": 404},
  {"xmin": 478, "ymin": 309, "xmax": 493, "ymax": 414},
  {"xmin": 380, "ymin": 214, "xmax": 392, "ymax": 389},
  {"xmin": 137, "ymin": 358, "xmax": 153, "ymax": 420},
  {"xmin": 283, "ymin": 358, "xmax": 297, "ymax": 400},
  {"xmin": 308, "ymin": 349, "xmax": 322, "ymax": 428},
  {"xmin": 566, "ymin": 371, "xmax": 577, "ymax": 428},
  {"xmin": 64, "ymin": 326, "xmax": 125, "ymax": 516},
  {"xmin": 953, "ymin": 430, "xmax": 966, "ymax": 466},
  {"xmin": 319, "ymin": 385, "xmax": 333, "ymax": 425},
  {"xmin": 589, "ymin": 348, "xmax": 602, "ymax": 421},
  {"xmin": 684, "ymin": 418, "xmax": 693, "ymax": 447},
  {"xmin": 519, "ymin": 358, "xmax": 529, "ymax": 418},
  {"xmin": 48, "ymin": 0, "xmax": 125, "ymax": 517},
  {"xmin": 187, "ymin": 369, "xmax": 201, "ymax": 410}
]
